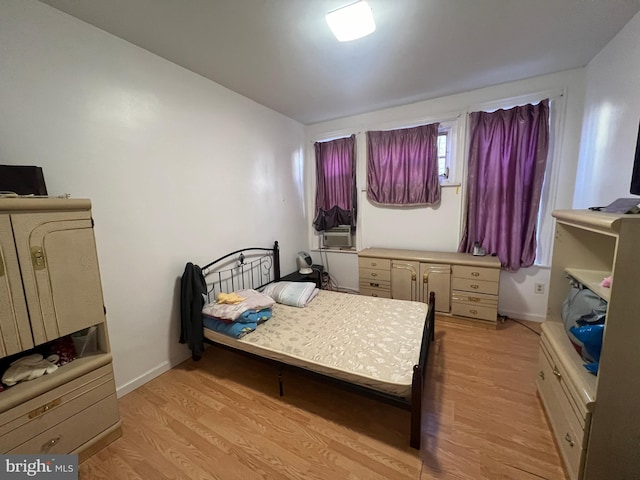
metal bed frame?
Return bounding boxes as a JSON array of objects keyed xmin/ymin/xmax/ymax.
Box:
[{"xmin": 192, "ymin": 241, "xmax": 435, "ymax": 449}]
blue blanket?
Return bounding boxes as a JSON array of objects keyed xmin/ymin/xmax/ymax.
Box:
[{"xmin": 203, "ymin": 308, "xmax": 272, "ymax": 338}]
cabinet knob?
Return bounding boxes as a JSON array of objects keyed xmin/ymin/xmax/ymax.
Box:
[
  {"xmin": 369, "ymin": 282, "xmax": 379, "ymax": 287},
  {"xmin": 31, "ymin": 246, "xmax": 46, "ymax": 270},
  {"xmin": 470, "ymin": 284, "xmax": 479, "ymax": 289},
  {"xmin": 552, "ymin": 366, "xmax": 562, "ymax": 379},
  {"xmin": 371, "ymin": 262, "xmax": 377, "ymax": 267},
  {"xmin": 41, "ymin": 435, "xmax": 61, "ymax": 453},
  {"xmin": 469, "ymin": 309, "xmax": 478, "ymax": 315},
  {"xmin": 538, "ymin": 371, "xmax": 545, "ymax": 380},
  {"xmin": 564, "ymin": 433, "xmax": 574, "ymax": 447},
  {"xmin": 471, "ymin": 272, "xmax": 480, "ymax": 277},
  {"xmin": 371, "ymin": 272, "xmax": 377, "ymax": 277}
]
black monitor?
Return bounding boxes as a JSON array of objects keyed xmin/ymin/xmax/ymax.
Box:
[{"xmin": 631, "ymin": 120, "xmax": 640, "ymax": 195}]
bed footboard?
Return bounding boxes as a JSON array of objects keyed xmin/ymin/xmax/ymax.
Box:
[{"xmin": 410, "ymin": 291, "xmax": 435, "ymax": 449}]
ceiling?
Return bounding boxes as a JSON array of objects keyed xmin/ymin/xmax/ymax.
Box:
[{"xmin": 39, "ymin": 0, "xmax": 640, "ymax": 125}]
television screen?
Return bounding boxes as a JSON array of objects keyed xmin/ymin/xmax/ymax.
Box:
[
  {"xmin": 0, "ymin": 165, "xmax": 47, "ymax": 195},
  {"xmin": 631, "ymin": 120, "xmax": 640, "ymax": 195}
]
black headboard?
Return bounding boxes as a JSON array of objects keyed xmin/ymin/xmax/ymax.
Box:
[{"xmin": 201, "ymin": 241, "xmax": 280, "ymax": 302}]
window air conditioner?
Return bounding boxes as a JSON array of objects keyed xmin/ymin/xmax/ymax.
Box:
[{"xmin": 323, "ymin": 225, "xmax": 352, "ymax": 248}]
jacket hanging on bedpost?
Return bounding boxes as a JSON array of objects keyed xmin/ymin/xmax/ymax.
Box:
[{"xmin": 180, "ymin": 262, "xmax": 207, "ymax": 358}]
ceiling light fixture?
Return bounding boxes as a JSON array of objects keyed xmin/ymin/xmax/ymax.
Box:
[{"xmin": 326, "ymin": 1, "xmax": 376, "ymax": 42}]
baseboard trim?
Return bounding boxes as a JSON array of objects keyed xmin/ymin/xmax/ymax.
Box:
[
  {"xmin": 116, "ymin": 353, "xmax": 190, "ymax": 398},
  {"xmin": 498, "ymin": 309, "xmax": 546, "ymax": 323}
]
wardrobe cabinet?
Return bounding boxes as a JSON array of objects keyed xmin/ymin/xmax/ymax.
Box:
[
  {"xmin": 537, "ymin": 210, "xmax": 640, "ymax": 480},
  {"xmin": 0, "ymin": 198, "xmax": 121, "ymax": 460},
  {"xmin": 359, "ymin": 248, "xmax": 501, "ymax": 323}
]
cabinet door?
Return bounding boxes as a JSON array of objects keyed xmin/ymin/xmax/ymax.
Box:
[
  {"xmin": 419, "ymin": 263, "xmax": 451, "ymax": 313},
  {"xmin": 11, "ymin": 210, "xmax": 106, "ymax": 345},
  {"xmin": 391, "ymin": 260, "xmax": 419, "ymax": 301},
  {"xmin": 0, "ymin": 215, "xmax": 34, "ymax": 357}
]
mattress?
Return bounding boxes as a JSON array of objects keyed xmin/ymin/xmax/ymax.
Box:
[{"xmin": 203, "ymin": 289, "xmax": 429, "ymax": 398}]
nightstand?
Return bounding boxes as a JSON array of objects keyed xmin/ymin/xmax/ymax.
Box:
[{"xmin": 280, "ymin": 264, "xmax": 325, "ymax": 289}]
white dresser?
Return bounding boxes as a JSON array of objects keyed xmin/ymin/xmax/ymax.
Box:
[{"xmin": 358, "ymin": 248, "xmax": 501, "ymax": 326}]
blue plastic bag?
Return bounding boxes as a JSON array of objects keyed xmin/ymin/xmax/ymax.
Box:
[{"xmin": 569, "ymin": 324, "xmax": 605, "ymax": 375}]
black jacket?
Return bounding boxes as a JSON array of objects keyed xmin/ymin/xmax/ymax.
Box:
[{"xmin": 180, "ymin": 262, "xmax": 207, "ymax": 357}]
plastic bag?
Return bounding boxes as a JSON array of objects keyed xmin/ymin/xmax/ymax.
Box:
[{"xmin": 562, "ymin": 276, "xmax": 607, "ymax": 375}]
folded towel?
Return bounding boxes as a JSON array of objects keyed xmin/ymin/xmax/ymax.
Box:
[
  {"xmin": 202, "ymin": 289, "xmax": 275, "ymax": 321},
  {"xmin": 203, "ymin": 308, "xmax": 272, "ymax": 325},
  {"xmin": 216, "ymin": 292, "xmax": 245, "ymax": 304},
  {"xmin": 203, "ymin": 317, "xmax": 257, "ymax": 339}
]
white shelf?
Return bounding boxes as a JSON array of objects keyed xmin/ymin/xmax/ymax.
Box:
[{"xmin": 564, "ymin": 268, "xmax": 611, "ymax": 302}]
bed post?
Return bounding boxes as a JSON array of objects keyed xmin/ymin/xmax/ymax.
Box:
[
  {"xmin": 273, "ymin": 241, "xmax": 281, "ymax": 281},
  {"xmin": 410, "ymin": 291, "xmax": 436, "ymax": 449},
  {"xmin": 410, "ymin": 365, "xmax": 423, "ymax": 449}
]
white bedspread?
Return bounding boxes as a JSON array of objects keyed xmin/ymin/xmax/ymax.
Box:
[{"xmin": 203, "ymin": 289, "xmax": 429, "ymax": 398}]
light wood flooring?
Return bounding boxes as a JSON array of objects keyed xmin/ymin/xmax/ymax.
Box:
[{"xmin": 80, "ymin": 317, "xmax": 566, "ymax": 479}]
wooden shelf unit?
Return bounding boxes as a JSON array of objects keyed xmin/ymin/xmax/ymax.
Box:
[{"xmin": 537, "ymin": 209, "xmax": 640, "ymax": 480}]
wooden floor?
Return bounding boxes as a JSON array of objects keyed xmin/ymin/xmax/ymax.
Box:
[{"xmin": 80, "ymin": 317, "xmax": 566, "ymax": 479}]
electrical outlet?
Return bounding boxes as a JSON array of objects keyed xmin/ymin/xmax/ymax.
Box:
[{"xmin": 534, "ymin": 283, "xmax": 545, "ymax": 294}]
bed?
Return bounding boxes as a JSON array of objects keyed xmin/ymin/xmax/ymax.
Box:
[{"xmin": 179, "ymin": 241, "xmax": 435, "ymax": 449}]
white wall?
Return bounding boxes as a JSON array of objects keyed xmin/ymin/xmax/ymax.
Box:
[
  {"xmin": 0, "ymin": 1, "xmax": 307, "ymax": 395},
  {"xmin": 574, "ymin": 12, "xmax": 640, "ymax": 207},
  {"xmin": 306, "ymin": 70, "xmax": 587, "ymax": 321}
]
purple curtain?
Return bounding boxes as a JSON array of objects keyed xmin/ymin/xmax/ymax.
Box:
[
  {"xmin": 459, "ymin": 100, "xmax": 549, "ymax": 271},
  {"xmin": 313, "ymin": 135, "xmax": 357, "ymax": 231},
  {"xmin": 366, "ymin": 123, "xmax": 441, "ymax": 206}
]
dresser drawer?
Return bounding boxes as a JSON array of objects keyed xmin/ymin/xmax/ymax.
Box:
[
  {"xmin": 359, "ymin": 267, "xmax": 391, "ymax": 282},
  {"xmin": 359, "ymin": 279, "xmax": 390, "ymax": 291},
  {"xmin": 451, "ymin": 277, "xmax": 499, "ymax": 295},
  {"xmin": 537, "ymin": 346, "xmax": 586, "ymax": 480},
  {"xmin": 452, "ymin": 265, "xmax": 500, "ymax": 282},
  {"xmin": 9, "ymin": 394, "xmax": 119, "ymax": 455},
  {"xmin": 358, "ymin": 257, "xmax": 391, "ymax": 271},
  {"xmin": 451, "ymin": 302, "xmax": 497, "ymax": 322},
  {"xmin": 451, "ymin": 291, "xmax": 498, "ymax": 308},
  {"xmin": 359, "ymin": 287, "xmax": 392, "ymax": 298},
  {"xmin": 0, "ymin": 363, "xmax": 117, "ymax": 452}
]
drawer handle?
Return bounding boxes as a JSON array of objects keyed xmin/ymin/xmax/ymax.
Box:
[
  {"xmin": 552, "ymin": 366, "xmax": 562, "ymax": 379},
  {"xmin": 369, "ymin": 282, "xmax": 379, "ymax": 287},
  {"xmin": 41, "ymin": 435, "xmax": 61, "ymax": 453},
  {"xmin": 470, "ymin": 284, "xmax": 480, "ymax": 290},
  {"xmin": 538, "ymin": 371, "xmax": 545, "ymax": 380},
  {"xmin": 469, "ymin": 309, "xmax": 478, "ymax": 315},
  {"xmin": 370, "ymin": 272, "xmax": 378, "ymax": 277},
  {"xmin": 371, "ymin": 293, "xmax": 378, "ymax": 297},
  {"xmin": 468, "ymin": 297, "xmax": 480, "ymax": 303},
  {"xmin": 565, "ymin": 433, "xmax": 574, "ymax": 447},
  {"xmin": 29, "ymin": 398, "xmax": 62, "ymax": 419},
  {"xmin": 371, "ymin": 262, "xmax": 377, "ymax": 267},
  {"xmin": 471, "ymin": 272, "xmax": 480, "ymax": 277}
]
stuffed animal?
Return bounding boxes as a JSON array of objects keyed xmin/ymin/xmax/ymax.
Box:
[{"xmin": 2, "ymin": 353, "xmax": 59, "ymax": 387}]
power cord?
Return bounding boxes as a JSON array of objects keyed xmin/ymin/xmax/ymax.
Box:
[{"xmin": 499, "ymin": 314, "xmax": 541, "ymax": 336}]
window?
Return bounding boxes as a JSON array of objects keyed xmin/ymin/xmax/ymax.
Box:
[{"xmin": 437, "ymin": 128, "xmax": 450, "ymax": 179}]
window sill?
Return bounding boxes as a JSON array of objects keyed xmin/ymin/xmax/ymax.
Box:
[{"xmin": 312, "ymin": 247, "xmax": 358, "ymax": 254}]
